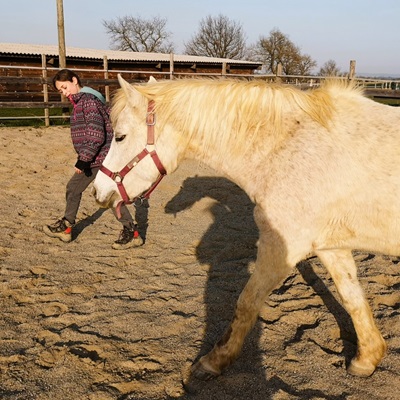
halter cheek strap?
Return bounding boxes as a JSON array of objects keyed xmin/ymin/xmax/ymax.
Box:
[{"xmin": 100, "ymin": 100, "xmax": 167, "ymax": 218}]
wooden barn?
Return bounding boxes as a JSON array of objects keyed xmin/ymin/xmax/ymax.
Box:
[{"xmin": 0, "ymin": 43, "xmax": 262, "ymax": 103}]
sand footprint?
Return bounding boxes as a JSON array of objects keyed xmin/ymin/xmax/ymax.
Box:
[
  {"xmin": 373, "ymin": 293, "xmax": 400, "ymax": 308},
  {"xmin": 36, "ymin": 347, "xmax": 68, "ymax": 368},
  {"xmin": 30, "ymin": 266, "xmax": 51, "ymax": 276},
  {"xmin": 36, "ymin": 330, "xmax": 61, "ymax": 346},
  {"xmin": 42, "ymin": 302, "xmax": 69, "ymax": 317}
]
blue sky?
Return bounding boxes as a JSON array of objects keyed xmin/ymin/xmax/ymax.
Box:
[{"xmin": 1, "ymin": 0, "xmax": 399, "ymax": 76}]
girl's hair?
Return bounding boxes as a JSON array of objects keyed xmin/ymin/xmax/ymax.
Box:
[{"xmin": 52, "ymin": 69, "xmax": 82, "ymax": 90}]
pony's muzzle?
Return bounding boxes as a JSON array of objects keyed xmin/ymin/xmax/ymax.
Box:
[{"xmin": 91, "ymin": 186, "xmax": 119, "ymax": 209}]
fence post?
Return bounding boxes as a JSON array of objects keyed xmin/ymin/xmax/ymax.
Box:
[
  {"xmin": 169, "ymin": 53, "xmax": 174, "ymax": 79},
  {"xmin": 41, "ymin": 54, "xmax": 49, "ymax": 127},
  {"xmin": 349, "ymin": 60, "xmax": 356, "ymax": 80},
  {"xmin": 276, "ymin": 63, "xmax": 283, "ymax": 83},
  {"xmin": 103, "ymin": 55, "xmax": 109, "ymax": 102},
  {"xmin": 56, "ymin": 0, "xmax": 66, "ymax": 69},
  {"xmin": 222, "ymin": 62, "xmax": 227, "ymax": 77}
]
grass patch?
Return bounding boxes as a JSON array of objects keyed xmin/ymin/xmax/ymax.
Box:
[
  {"xmin": 0, "ymin": 108, "xmax": 70, "ymax": 127},
  {"xmin": 370, "ymin": 97, "xmax": 400, "ymax": 107}
]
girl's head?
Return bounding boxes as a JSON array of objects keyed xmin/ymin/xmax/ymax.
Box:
[{"xmin": 52, "ymin": 69, "xmax": 82, "ymax": 97}]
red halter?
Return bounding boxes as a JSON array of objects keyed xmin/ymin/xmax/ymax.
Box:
[{"xmin": 100, "ymin": 100, "xmax": 167, "ymax": 218}]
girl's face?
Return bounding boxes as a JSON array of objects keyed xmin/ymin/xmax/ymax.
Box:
[{"xmin": 55, "ymin": 76, "xmax": 80, "ymax": 97}]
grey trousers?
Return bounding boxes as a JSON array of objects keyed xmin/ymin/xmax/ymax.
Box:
[{"xmin": 64, "ymin": 167, "xmax": 135, "ymax": 229}]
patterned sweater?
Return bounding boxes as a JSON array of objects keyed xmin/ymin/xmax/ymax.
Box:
[{"xmin": 68, "ymin": 89, "xmax": 113, "ymax": 170}]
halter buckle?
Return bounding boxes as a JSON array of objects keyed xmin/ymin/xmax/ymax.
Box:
[
  {"xmin": 133, "ymin": 197, "xmax": 145, "ymax": 206},
  {"xmin": 146, "ymin": 112, "xmax": 156, "ymax": 126},
  {"xmin": 112, "ymin": 172, "xmax": 123, "ymax": 183}
]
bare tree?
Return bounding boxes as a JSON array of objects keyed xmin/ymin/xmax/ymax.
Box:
[
  {"xmin": 319, "ymin": 59, "xmax": 342, "ymax": 76},
  {"xmin": 251, "ymin": 28, "xmax": 316, "ymax": 75},
  {"xmin": 184, "ymin": 14, "xmax": 247, "ymax": 59},
  {"xmin": 103, "ymin": 15, "xmax": 174, "ymax": 53}
]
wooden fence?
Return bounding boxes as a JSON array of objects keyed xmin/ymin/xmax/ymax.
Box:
[{"xmin": 1, "ymin": 60, "xmax": 400, "ymax": 126}]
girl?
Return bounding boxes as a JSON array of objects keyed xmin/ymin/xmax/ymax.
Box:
[{"xmin": 43, "ymin": 69, "xmax": 142, "ymax": 249}]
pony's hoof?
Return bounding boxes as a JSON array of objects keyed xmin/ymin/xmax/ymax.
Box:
[
  {"xmin": 181, "ymin": 361, "xmax": 220, "ymax": 394},
  {"xmin": 190, "ymin": 359, "xmax": 220, "ymax": 381},
  {"xmin": 347, "ymin": 359, "xmax": 376, "ymax": 377}
]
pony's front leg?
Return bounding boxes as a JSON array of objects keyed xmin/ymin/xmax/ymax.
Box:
[
  {"xmin": 190, "ymin": 236, "xmax": 291, "ymax": 381},
  {"xmin": 316, "ymin": 249, "xmax": 387, "ymax": 377}
]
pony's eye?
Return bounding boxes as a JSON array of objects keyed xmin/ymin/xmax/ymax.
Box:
[{"xmin": 115, "ymin": 135, "xmax": 126, "ymax": 142}]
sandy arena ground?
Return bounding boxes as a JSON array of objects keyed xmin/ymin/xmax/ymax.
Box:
[{"xmin": 0, "ymin": 126, "xmax": 399, "ymax": 400}]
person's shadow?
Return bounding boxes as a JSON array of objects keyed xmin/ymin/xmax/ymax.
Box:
[
  {"xmin": 72, "ymin": 200, "xmax": 149, "ymax": 242},
  {"xmin": 72, "ymin": 208, "xmax": 108, "ymax": 240},
  {"xmin": 165, "ymin": 175, "xmax": 358, "ymax": 399}
]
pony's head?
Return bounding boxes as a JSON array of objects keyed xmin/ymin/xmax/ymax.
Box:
[{"xmin": 93, "ymin": 75, "xmax": 180, "ymax": 209}]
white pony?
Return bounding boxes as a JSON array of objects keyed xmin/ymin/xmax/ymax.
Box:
[{"xmin": 93, "ymin": 75, "xmax": 400, "ymax": 381}]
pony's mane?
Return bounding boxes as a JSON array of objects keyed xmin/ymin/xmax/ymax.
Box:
[{"xmin": 112, "ymin": 77, "xmax": 363, "ymax": 154}]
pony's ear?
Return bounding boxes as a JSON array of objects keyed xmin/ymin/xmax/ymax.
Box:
[
  {"xmin": 149, "ymin": 76, "xmax": 157, "ymax": 83},
  {"xmin": 118, "ymin": 74, "xmax": 134, "ymax": 94},
  {"xmin": 117, "ymin": 74, "xmax": 144, "ymax": 105}
]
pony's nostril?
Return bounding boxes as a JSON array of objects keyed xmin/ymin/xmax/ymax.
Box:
[{"xmin": 91, "ymin": 187, "xmax": 97, "ymax": 197}]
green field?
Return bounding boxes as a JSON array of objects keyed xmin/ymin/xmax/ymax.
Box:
[
  {"xmin": 0, "ymin": 108, "xmax": 70, "ymax": 127},
  {"xmin": 371, "ymin": 97, "xmax": 400, "ymax": 106}
]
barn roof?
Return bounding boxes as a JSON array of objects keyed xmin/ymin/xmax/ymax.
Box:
[{"xmin": 0, "ymin": 43, "xmax": 262, "ymax": 67}]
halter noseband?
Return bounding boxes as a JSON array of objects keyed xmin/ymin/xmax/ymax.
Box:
[{"xmin": 100, "ymin": 100, "xmax": 167, "ymax": 218}]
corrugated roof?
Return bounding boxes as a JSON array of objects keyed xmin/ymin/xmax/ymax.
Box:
[{"xmin": 0, "ymin": 43, "xmax": 262, "ymax": 66}]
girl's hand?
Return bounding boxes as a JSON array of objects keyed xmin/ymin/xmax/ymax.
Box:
[{"xmin": 75, "ymin": 167, "xmax": 83, "ymax": 174}]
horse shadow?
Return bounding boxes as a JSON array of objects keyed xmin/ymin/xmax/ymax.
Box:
[{"xmin": 165, "ymin": 175, "xmax": 357, "ymax": 399}]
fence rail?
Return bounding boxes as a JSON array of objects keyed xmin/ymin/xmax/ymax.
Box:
[{"xmin": 1, "ymin": 62, "xmax": 399, "ymax": 126}]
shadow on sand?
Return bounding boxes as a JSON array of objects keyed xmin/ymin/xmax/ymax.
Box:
[
  {"xmin": 165, "ymin": 175, "xmax": 356, "ymax": 399},
  {"xmin": 72, "ymin": 200, "xmax": 150, "ymax": 243}
]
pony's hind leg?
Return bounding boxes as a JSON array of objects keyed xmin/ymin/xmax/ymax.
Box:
[
  {"xmin": 190, "ymin": 236, "xmax": 291, "ymax": 381},
  {"xmin": 315, "ymin": 249, "xmax": 387, "ymax": 377}
]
